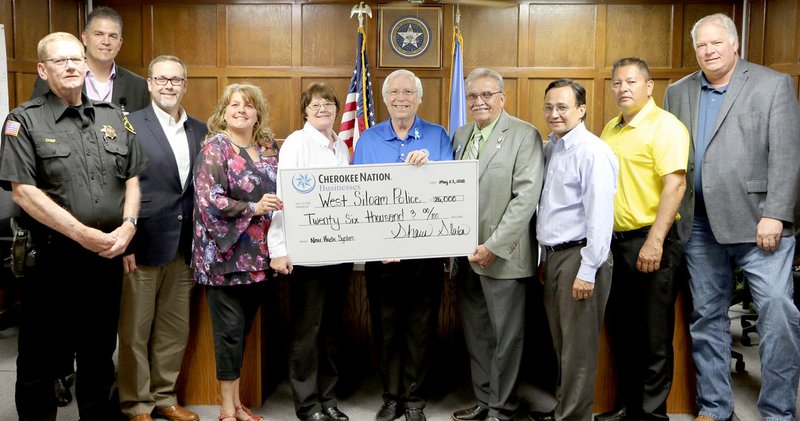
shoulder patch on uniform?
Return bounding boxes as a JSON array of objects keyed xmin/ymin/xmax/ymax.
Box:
[
  {"xmin": 123, "ymin": 115, "xmax": 136, "ymax": 134},
  {"xmin": 4, "ymin": 121, "xmax": 20, "ymax": 136}
]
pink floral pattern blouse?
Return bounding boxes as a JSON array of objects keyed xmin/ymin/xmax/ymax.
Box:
[{"xmin": 192, "ymin": 133, "xmax": 279, "ymax": 286}]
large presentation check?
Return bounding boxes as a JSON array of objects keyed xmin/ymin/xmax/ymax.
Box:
[{"xmin": 279, "ymin": 160, "xmax": 479, "ymax": 265}]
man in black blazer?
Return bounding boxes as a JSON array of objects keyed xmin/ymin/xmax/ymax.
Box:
[
  {"xmin": 31, "ymin": 6, "xmax": 148, "ymax": 113},
  {"xmin": 117, "ymin": 55, "xmax": 206, "ymax": 421}
]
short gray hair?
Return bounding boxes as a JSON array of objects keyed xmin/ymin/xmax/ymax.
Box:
[
  {"xmin": 465, "ymin": 68, "xmax": 504, "ymax": 92},
  {"xmin": 382, "ymin": 69, "xmax": 424, "ymax": 100},
  {"xmin": 148, "ymin": 55, "xmax": 187, "ymax": 79},
  {"xmin": 691, "ymin": 13, "xmax": 739, "ymax": 47}
]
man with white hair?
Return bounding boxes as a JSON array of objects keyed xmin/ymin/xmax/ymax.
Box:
[
  {"xmin": 664, "ymin": 13, "xmax": 800, "ymax": 421},
  {"xmin": 353, "ymin": 69, "xmax": 453, "ymax": 421}
]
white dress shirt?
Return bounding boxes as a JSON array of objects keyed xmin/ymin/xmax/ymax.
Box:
[
  {"xmin": 536, "ymin": 122, "xmax": 619, "ymax": 282},
  {"xmin": 267, "ymin": 122, "xmax": 351, "ymax": 259},
  {"xmin": 152, "ymin": 102, "xmax": 191, "ymax": 188}
]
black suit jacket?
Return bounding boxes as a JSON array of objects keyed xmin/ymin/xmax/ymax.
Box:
[
  {"xmin": 32, "ymin": 64, "xmax": 149, "ymax": 113},
  {"xmin": 127, "ymin": 104, "xmax": 207, "ymax": 266}
]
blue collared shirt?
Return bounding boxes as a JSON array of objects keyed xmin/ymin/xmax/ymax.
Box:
[
  {"xmin": 352, "ymin": 116, "xmax": 453, "ymax": 164},
  {"xmin": 536, "ymin": 123, "xmax": 619, "ymax": 282},
  {"xmin": 695, "ymin": 73, "xmax": 728, "ymax": 215}
]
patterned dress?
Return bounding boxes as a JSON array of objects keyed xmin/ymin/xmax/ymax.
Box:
[{"xmin": 192, "ymin": 133, "xmax": 279, "ymax": 286}]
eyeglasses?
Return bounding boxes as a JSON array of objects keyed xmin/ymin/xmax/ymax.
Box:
[
  {"xmin": 466, "ymin": 91, "xmax": 502, "ymax": 102},
  {"xmin": 307, "ymin": 102, "xmax": 336, "ymax": 111},
  {"xmin": 44, "ymin": 57, "xmax": 86, "ymax": 67},
  {"xmin": 387, "ymin": 89, "xmax": 417, "ymax": 98},
  {"xmin": 151, "ymin": 77, "xmax": 186, "ymax": 86},
  {"xmin": 542, "ymin": 104, "xmax": 577, "ymax": 114}
]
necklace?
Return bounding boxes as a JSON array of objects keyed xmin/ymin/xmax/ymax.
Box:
[{"xmin": 224, "ymin": 131, "xmax": 255, "ymax": 149}]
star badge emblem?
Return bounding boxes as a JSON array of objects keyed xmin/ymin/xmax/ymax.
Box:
[{"xmin": 101, "ymin": 125, "xmax": 117, "ymax": 140}]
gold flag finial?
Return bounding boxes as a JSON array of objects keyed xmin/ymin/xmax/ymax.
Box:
[{"xmin": 350, "ymin": 2, "xmax": 372, "ymax": 29}]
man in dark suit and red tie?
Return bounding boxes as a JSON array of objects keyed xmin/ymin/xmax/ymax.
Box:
[{"xmin": 117, "ymin": 55, "xmax": 206, "ymax": 421}]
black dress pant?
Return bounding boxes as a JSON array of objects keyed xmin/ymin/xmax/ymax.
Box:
[
  {"xmin": 16, "ymin": 238, "xmax": 122, "ymax": 421},
  {"xmin": 365, "ymin": 258, "xmax": 443, "ymax": 409},
  {"xmin": 606, "ymin": 234, "xmax": 682, "ymax": 420},
  {"xmin": 288, "ymin": 263, "xmax": 353, "ymax": 419}
]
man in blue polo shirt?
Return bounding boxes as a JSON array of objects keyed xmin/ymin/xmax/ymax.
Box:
[{"xmin": 352, "ymin": 69, "xmax": 452, "ymax": 421}]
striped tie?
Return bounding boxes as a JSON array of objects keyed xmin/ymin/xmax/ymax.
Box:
[{"xmin": 467, "ymin": 131, "xmax": 482, "ymax": 160}]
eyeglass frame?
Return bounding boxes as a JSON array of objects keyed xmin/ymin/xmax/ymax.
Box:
[
  {"xmin": 386, "ymin": 89, "xmax": 418, "ymax": 98},
  {"xmin": 306, "ymin": 102, "xmax": 337, "ymax": 111},
  {"xmin": 43, "ymin": 56, "xmax": 86, "ymax": 67},
  {"xmin": 466, "ymin": 91, "xmax": 503, "ymax": 102},
  {"xmin": 542, "ymin": 104, "xmax": 580, "ymax": 114},
  {"xmin": 150, "ymin": 77, "xmax": 186, "ymax": 86}
]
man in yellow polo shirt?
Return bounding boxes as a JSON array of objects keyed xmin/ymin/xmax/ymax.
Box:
[{"xmin": 596, "ymin": 57, "xmax": 689, "ymax": 421}]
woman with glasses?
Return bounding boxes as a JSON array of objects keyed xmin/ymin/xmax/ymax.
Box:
[
  {"xmin": 268, "ymin": 83, "xmax": 353, "ymax": 421},
  {"xmin": 193, "ymin": 83, "xmax": 281, "ymax": 421}
]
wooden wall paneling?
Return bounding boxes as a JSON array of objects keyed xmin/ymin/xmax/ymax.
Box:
[
  {"xmin": 764, "ymin": 0, "xmax": 798, "ymax": 66},
  {"xmin": 528, "ymin": 4, "xmax": 597, "ymax": 68},
  {"xmin": 226, "ymin": 4, "xmax": 292, "ymax": 67},
  {"xmin": 50, "ymin": 0, "xmax": 83, "ymax": 34},
  {"xmin": 111, "ymin": 3, "xmax": 145, "ymax": 73},
  {"xmin": 15, "ymin": 0, "xmax": 51, "ymax": 63},
  {"xmin": 605, "ymin": 4, "xmax": 673, "ymax": 69},
  {"xmin": 228, "ymin": 77, "xmax": 292, "ymax": 139},
  {"xmin": 301, "ymin": 3, "xmax": 359, "ymax": 67},
  {"xmin": 517, "ymin": 3, "xmax": 529, "ymax": 69},
  {"xmin": 216, "ymin": 4, "xmax": 226, "ymax": 103},
  {"xmin": 460, "ymin": 4, "xmax": 518, "ymax": 68},
  {"xmin": 680, "ymin": 3, "xmax": 737, "ymax": 69},
  {"xmin": 16, "ymin": 73, "xmax": 37, "ymax": 104},
  {"xmin": 152, "ymin": 4, "xmax": 217, "ymax": 67},
  {"xmin": 746, "ymin": 0, "xmax": 765, "ymax": 64},
  {"xmin": 291, "ymin": 3, "xmax": 301, "ymax": 68},
  {"xmin": 183, "ymin": 77, "xmax": 217, "ymax": 124},
  {"xmin": 590, "ymin": 4, "xmax": 607, "ymax": 135},
  {"xmin": 419, "ymin": 77, "xmax": 442, "ymax": 125},
  {"xmin": 502, "ymin": 78, "xmax": 517, "ymax": 122}
]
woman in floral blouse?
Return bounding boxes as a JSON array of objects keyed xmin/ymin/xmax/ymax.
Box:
[{"xmin": 193, "ymin": 83, "xmax": 281, "ymax": 421}]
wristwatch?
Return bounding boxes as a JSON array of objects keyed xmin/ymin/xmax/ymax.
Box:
[{"xmin": 123, "ymin": 216, "xmax": 137, "ymax": 228}]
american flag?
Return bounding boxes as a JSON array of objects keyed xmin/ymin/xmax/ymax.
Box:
[{"xmin": 338, "ymin": 26, "xmax": 375, "ymax": 157}]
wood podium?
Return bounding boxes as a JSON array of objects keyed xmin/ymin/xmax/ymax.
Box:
[{"xmin": 176, "ymin": 272, "xmax": 696, "ymax": 413}]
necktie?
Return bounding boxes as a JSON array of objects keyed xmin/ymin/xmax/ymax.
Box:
[{"xmin": 467, "ymin": 131, "xmax": 482, "ymax": 159}]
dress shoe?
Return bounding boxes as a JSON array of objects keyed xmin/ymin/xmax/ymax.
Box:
[
  {"xmin": 528, "ymin": 410, "xmax": 555, "ymax": 421},
  {"xmin": 323, "ymin": 407, "xmax": 350, "ymax": 421},
  {"xmin": 452, "ymin": 405, "xmax": 489, "ymax": 421},
  {"xmin": 404, "ymin": 407, "xmax": 426, "ymax": 421},
  {"xmin": 54, "ymin": 376, "xmax": 73, "ymax": 407},
  {"xmin": 595, "ymin": 407, "xmax": 627, "ymax": 421},
  {"xmin": 376, "ymin": 400, "xmax": 402, "ymax": 421},
  {"xmin": 304, "ymin": 411, "xmax": 332, "ymax": 421},
  {"xmin": 129, "ymin": 414, "xmax": 153, "ymax": 421},
  {"xmin": 156, "ymin": 404, "xmax": 200, "ymax": 421}
]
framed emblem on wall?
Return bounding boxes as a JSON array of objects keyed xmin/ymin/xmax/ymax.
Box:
[{"xmin": 378, "ymin": 5, "xmax": 442, "ymax": 69}]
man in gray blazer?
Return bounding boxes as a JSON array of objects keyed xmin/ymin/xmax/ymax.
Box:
[
  {"xmin": 663, "ymin": 13, "xmax": 800, "ymax": 421},
  {"xmin": 451, "ymin": 68, "xmax": 544, "ymax": 421}
]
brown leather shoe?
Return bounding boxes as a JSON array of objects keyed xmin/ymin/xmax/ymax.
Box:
[
  {"xmin": 130, "ymin": 414, "xmax": 153, "ymax": 421},
  {"xmin": 156, "ymin": 404, "xmax": 200, "ymax": 421}
]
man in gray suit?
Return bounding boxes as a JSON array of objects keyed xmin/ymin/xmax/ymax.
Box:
[
  {"xmin": 451, "ymin": 68, "xmax": 544, "ymax": 421},
  {"xmin": 663, "ymin": 13, "xmax": 800, "ymax": 421}
]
